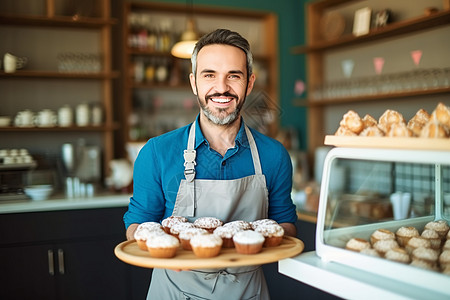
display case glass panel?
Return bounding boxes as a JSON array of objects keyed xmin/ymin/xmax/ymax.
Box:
[{"xmin": 315, "ymin": 147, "xmax": 450, "ymax": 296}]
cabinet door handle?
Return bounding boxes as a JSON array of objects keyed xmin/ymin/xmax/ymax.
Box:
[
  {"xmin": 57, "ymin": 249, "xmax": 65, "ymax": 275},
  {"xmin": 47, "ymin": 249, "xmax": 55, "ymax": 276}
]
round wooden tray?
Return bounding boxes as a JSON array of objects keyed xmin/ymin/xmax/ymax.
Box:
[{"xmin": 115, "ymin": 236, "xmax": 304, "ymax": 269}]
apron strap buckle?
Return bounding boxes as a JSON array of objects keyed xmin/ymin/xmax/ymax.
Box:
[
  {"xmin": 183, "ymin": 149, "xmax": 197, "ymax": 182},
  {"xmin": 183, "ymin": 149, "xmax": 196, "ymax": 162},
  {"xmin": 184, "ymin": 167, "xmax": 196, "ymax": 182}
]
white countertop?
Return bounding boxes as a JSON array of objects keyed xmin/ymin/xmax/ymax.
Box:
[
  {"xmin": 0, "ymin": 193, "xmax": 131, "ymax": 214},
  {"xmin": 279, "ymin": 251, "xmax": 450, "ymax": 300}
]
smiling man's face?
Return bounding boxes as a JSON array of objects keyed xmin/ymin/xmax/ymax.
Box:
[{"xmin": 190, "ymin": 44, "xmax": 255, "ymax": 126}]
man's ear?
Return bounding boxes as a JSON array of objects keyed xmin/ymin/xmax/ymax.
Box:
[
  {"xmin": 189, "ymin": 73, "xmax": 197, "ymax": 95},
  {"xmin": 246, "ymin": 73, "xmax": 256, "ymax": 96}
]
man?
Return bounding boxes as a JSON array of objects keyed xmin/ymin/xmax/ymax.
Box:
[{"xmin": 124, "ymin": 28, "xmax": 297, "ymax": 299}]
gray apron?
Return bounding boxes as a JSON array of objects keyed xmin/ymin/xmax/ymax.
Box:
[{"xmin": 148, "ymin": 121, "xmax": 270, "ymax": 300}]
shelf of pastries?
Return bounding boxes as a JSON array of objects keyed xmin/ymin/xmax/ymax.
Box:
[{"xmin": 330, "ymin": 102, "xmax": 450, "ymax": 151}]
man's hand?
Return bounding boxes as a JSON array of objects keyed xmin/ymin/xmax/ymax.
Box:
[
  {"xmin": 126, "ymin": 223, "xmax": 139, "ymax": 240},
  {"xmin": 280, "ymin": 222, "xmax": 297, "ymax": 237}
]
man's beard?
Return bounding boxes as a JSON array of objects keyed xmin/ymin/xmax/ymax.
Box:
[{"xmin": 198, "ymin": 92, "xmax": 244, "ymax": 126}]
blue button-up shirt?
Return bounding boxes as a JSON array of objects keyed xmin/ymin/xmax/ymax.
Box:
[{"xmin": 124, "ymin": 115, "xmax": 297, "ymax": 228}]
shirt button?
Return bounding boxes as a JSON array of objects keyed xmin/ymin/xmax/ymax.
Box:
[{"xmin": 221, "ymin": 161, "xmax": 226, "ymax": 166}]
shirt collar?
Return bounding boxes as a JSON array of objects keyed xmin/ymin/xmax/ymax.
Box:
[{"xmin": 193, "ymin": 114, "xmax": 249, "ymax": 150}]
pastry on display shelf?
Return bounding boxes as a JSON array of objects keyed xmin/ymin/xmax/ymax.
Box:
[
  {"xmin": 385, "ymin": 247, "xmax": 411, "ymax": 264},
  {"xmin": 396, "ymin": 226, "xmax": 419, "ymax": 247},
  {"xmin": 335, "ymin": 102, "xmax": 450, "ymax": 139},
  {"xmin": 421, "ymin": 229, "xmax": 442, "ymax": 250},
  {"xmin": 344, "ymin": 219, "xmax": 450, "ymax": 274},
  {"xmin": 370, "ymin": 228, "xmax": 395, "ymax": 245},
  {"xmin": 345, "ymin": 237, "xmax": 371, "ymax": 252}
]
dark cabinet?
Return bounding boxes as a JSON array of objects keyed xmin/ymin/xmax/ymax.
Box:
[{"xmin": 0, "ymin": 207, "xmax": 149, "ymax": 300}]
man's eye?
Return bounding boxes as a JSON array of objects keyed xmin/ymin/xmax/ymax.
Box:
[
  {"xmin": 229, "ymin": 75, "xmax": 240, "ymax": 79},
  {"xmin": 204, "ymin": 74, "xmax": 214, "ymax": 78}
]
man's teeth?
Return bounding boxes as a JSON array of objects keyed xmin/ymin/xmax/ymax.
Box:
[{"xmin": 211, "ymin": 98, "xmax": 232, "ymax": 103}]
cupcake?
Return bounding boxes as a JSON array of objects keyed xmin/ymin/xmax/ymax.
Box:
[
  {"xmin": 412, "ymin": 247, "xmax": 439, "ymax": 267},
  {"xmin": 193, "ymin": 217, "xmax": 223, "ymax": 233},
  {"xmin": 370, "ymin": 229, "xmax": 395, "ymax": 245},
  {"xmin": 146, "ymin": 233, "xmax": 180, "ymax": 258},
  {"xmin": 190, "ymin": 233, "xmax": 223, "ymax": 258},
  {"xmin": 223, "ymin": 220, "xmax": 252, "ymax": 231},
  {"xmin": 250, "ymin": 219, "xmax": 278, "ymax": 230},
  {"xmin": 424, "ymin": 220, "xmax": 450, "ymax": 240},
  {"xmin": 233, "ymin": 230, "xmax": 265, "ymax": 254},
  {"xmin": 421, "ymin": 229, "xmax": 441, "ymax": 250},
  {"xmin": 443, "ymin": 239, "xmax": 450, "ymax": 251},
  {"xmin": 439, "ymin": 250, "xmax": 450, "ymax": 270},
  {"xmin": 373, "ymin": 239, "xmax": 399, "ymax": 256},
  {"xmin": 345, "ymin": 238, "xmax": 371, "ymax": 252},
  {"xmin": 405, "ymin": 237, "xmax": 431, "ymax": 254},
  {"xmin": 213, "ymin": 226, "xmax": 241, "ymax": 248},
  {"xmin": 134, "ymin": 222, "xmax": 165, "ymax": 250},
  {"xmin": 254, "ymin": 223, "xmax": 285, "ymax": 247},
  {"xmin": 385, "ymin": 248, "xmax": 411, "ymax": 264},
  {"xmin": 441, "ymin": 265, "xmax": 450, "ymax": 275},
  {"xmin": 359, "ymin": 248, "xmax": 380, "ymax": 257},
  {"xmin": 395, "ymin": 226, "xmax": 419, "ymax": 247},
  {"xmin": 161, "ymin": 216, "xmax": 188, "ymax": 234},
  {"xmin": 410, "ymin": 259, "xmax": 439, "ymax": 271},
  {"xmin": 169, "ymin": 222, "xmax": 196, "ymax": 239},
  {"xmin": 178, "ymin": 227, "xmax": 208, "ymax": 250}
]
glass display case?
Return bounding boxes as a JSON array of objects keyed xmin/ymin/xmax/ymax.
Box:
[{"xmin": 316, "ymin": 146, "xmax": 449, "ymax": 293}]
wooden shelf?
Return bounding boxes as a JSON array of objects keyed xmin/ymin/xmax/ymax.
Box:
[
  {"xmin": 324, "ymin": 135, "xmax": 450, "ymax": 151},
  {"xmin": 297, "ymin": 0, "xmax": 450, "ymax": 157},
  {"xmin": 0, "ymin": 14, "xmax": 117, "ymax": 28},
  {"xmin": 1, "ymin": 0, "xmax": 117, "ymax": 178},
  {"xmin": 294, "ymin": 87, "xmax": 450, "ymax": 107},
  {"xmin": 292, "ymin": 10, "xmax": 450, "ymax": 53},
  {"xmin": 0, "ymin": 123, "xmax": 120, "ymax": 132},
  {"xmin": 127, "ymin": 48, "xmax": 172, "ymax": 56},
  {"xmin": 131, "ymin": 82, "xmax": 191, "ymax": 90},
  {"xmin": 0, "ymin": 70, "xmax": 120, "ymax": 80}
]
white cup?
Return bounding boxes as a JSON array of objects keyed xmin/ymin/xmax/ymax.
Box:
[
  {"xmin": 4, "ymin": 53, "xmax": 27, "ymax": 73},
  {"xmin": 14, "ymin": 110, "xmax": 34, "ymax": 127},
  {"xmin": 390, "ymin": 192, "xmax": 411, "ymax": 220},
  {"xmin": 58, "ymin": 105, "xmax": 73, "ymax": 127},
  {"xmin": 76, "ymin": 103, "xmax": 90, "ymax": 126},
  {"xmin": 35, "ymin": 109, "xmax": 57, "ymax": 127}
]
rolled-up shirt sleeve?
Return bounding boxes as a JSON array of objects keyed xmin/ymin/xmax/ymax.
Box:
[{"xmin": 123, "ymin": 140, "xmax": 165, "ymax": 228}]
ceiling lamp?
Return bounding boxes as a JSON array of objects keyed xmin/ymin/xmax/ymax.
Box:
[{"xmin": 171, "ymin": 1, "xmax": 198, "ymax": 59}]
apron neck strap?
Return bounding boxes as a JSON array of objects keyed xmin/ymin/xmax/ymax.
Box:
[{"xmin": 244, "ymin": 125, "xmax": 262, "ymax": 175}]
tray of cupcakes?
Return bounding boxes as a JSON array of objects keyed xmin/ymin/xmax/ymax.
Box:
[
  {"xmin": 326, "ymin": 102, "xmax": 450, "ymax": 151},
  {"xmin": 114, "ymin": 216, "xmax": 304, "ymax": 269}
]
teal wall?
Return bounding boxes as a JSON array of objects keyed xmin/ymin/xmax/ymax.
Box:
[{"xmin": 140, "ymin": 0, "xmax": 308, "ymax": 150}]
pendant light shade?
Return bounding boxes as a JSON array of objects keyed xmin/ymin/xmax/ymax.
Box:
[{"xmin": 171, "ymin": 2, "xmax": 198, "ymax": 59}]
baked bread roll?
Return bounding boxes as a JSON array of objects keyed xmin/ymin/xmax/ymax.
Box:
[
  {"xmin": 378, "ymin": 109, "xmax": 405, "ymax": 133},
  {"xmin": 359, "ymin": 125, "xmax": 384, "ymax": 137},
  {"xmin": 407, "ymin": 108, "xmax": 430, "ymax": 136},
  {"xmin": 335, "ymin": 125, "xmax": 357, "ymax": 136},
  {"xmin": 362, "ymin": 114, "xmax": 377, "ymax": 128},
  {"xmin": 430, "ymin": 102, "xmax": 450, "ymax": 128},
  {"xmin": 386, "ymin": 122, "xmax": 412, "ymax": 137},
  {"xmin": 420, "ymin": 120, "xmax": 450, "ymax": 138},
  {"xmin": 339, "ymin": 110, "xmax": 364, "ymax": 134}
]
